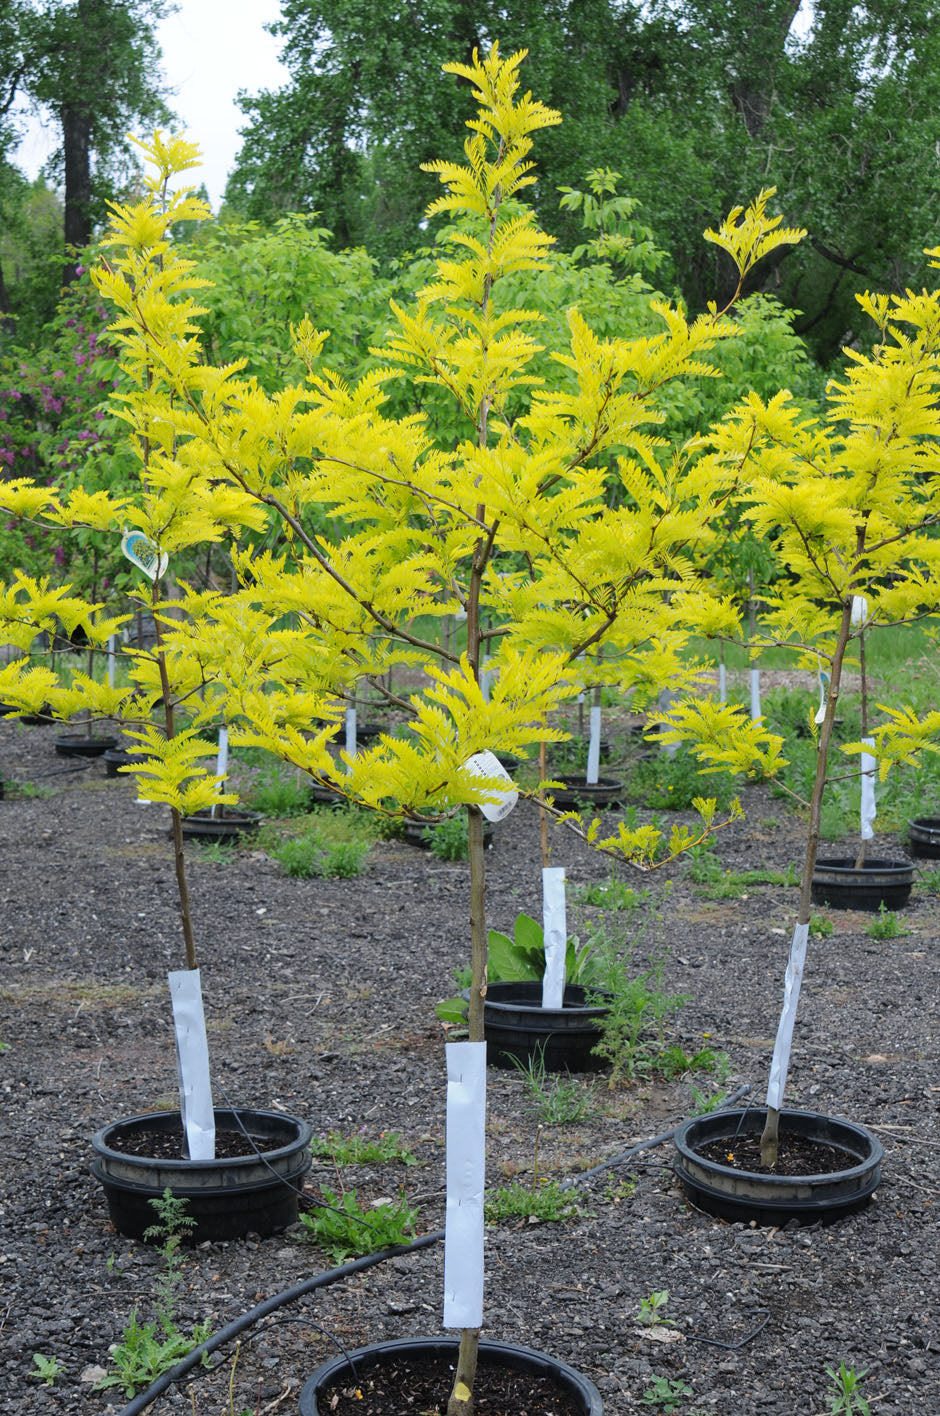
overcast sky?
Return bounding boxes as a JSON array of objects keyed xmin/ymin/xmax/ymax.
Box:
[{"xmin": 14, "ymin": 0, "xmax": 291, "ymax": 211}]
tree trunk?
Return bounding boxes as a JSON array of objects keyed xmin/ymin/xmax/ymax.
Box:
[
  {"xmin": 61, "ymin": 100, "xmax": 93, "ymax": 277},
  {"xmin": 760, "ymin": 591, "xmax": 856, "ymax": 1165},
  {"xmin": 152, "ymin": 598, "xmax": 198, "ymax": 972}
]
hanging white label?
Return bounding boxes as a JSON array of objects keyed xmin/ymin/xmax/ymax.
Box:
[
  {"xmin": 718, "ymin": 661, "xmax": 727, "ymax": 705},
  {"xmin": 464, "ymin": 750, "xmax": 518, "ymax": 822},
  {"xmin": 121, "ymin": 529, "xmax": 168, "ymax": 581},
  {"xmin": 107, "ymin": 634, "xmax": 116, "ymax": 689},
  {"xmin": 814, "ymin": 667, "xmax": 831, "ymax": 725},
  {"xmin": 168, "ymin": 969, "xmax": 215, "ymax": 1160},
  {"xmin": 345, "ymin": 707, "xmax": 357, "ymax": 760},
  {"xmin": 586, "ymin": 705, "xmax": 602, "ymax": 785},
  {"xmin": 765, "ymin": 922, "xmax": 810, "ymax": 1112},
  {"xmin": 541, "ymin": 866, "xmax": 567, "ymax": 1010},
  {"xmin": 850, "ymin": 595, "xmax": 868, "ymax": 628},
  {"xmin": 861, "ymin": 736, "xmax": 877, "ymax": 841},
  {"xmin": 750, "ymin": 668, "xmax": 762, "ymax": 723},
  {"xmin": 443, "ymin": 1041, "xmax": 486, "ymax": 1329}
]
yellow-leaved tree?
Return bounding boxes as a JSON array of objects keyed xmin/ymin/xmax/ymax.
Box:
[
  {"xmin": 0, "ymin": 135, "xmax": 341, "ymax": 973},
  {"xmin": 661, "ymin": 258, "xmax": 940, "ymax": 1166},
  {"xmin": 0, "ymin": 53, "xmax": 802, "ymax": 1414}
]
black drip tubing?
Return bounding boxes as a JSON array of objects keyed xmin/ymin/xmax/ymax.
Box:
[{"xmin": 117, "ymin": 1082, "xmax": 754, "ymax": 1416}]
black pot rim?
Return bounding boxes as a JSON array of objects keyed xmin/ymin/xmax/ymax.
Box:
[
  {"xmin": 812, "ymin": 856, "xmax": 914, "ymax": 878},
  {"xmin": 674, "ymin": 1107, "xmax": 884, "ymax": 1187},
  {"xmin": 476, "ymin": 980, "xmax": 610, "ymax": 1020},
  {"xmin": 91, "ymin": 1107, "xmax": 312, "ymax": 1173},
  {"xmin": 553, "ymin": 774, "xmax": 622, "ymax": 790},
  {"xmin": 299, "ymin": 1336, "xmax": 603, "ymax": 1416}
]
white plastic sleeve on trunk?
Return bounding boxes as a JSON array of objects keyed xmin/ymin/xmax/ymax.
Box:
[
  {"xmin": 345, "ymin": 707, "xmax": 357, "ymax": 760},
  {"xmin": 212, "ymin": 727, "xmax": 229, "ymax": 817},
  {"xmin": 718, "ymin": 661, "xmax": 726, "ymax": 704},
  {"xmin": 861, "ymin": 737, "xmax": 876, "ymax": 841},
  {"xmin": 168, "ymin": 969, "xmax": 215, "ymax": 1160},
  {"xmin": 750, "ymin": 668, "xmax": 761, "ymax": 722},
  {"xmin": 107, "ymin": 634, "xmax": 116, "ymax": 689},
  {"xmin": 541, "ymin": 865, "xmax": 567, "ymax": 1010},
  {"xmin": 765, "ymin": 922, "xmax": 810, "ymax": 1112},
  {"xmin": 443, "ymin": 1041, "xmax": 486, "ymax": 1329},
  {"xmin": 586, "ymin": 705, "xmax": 602, "ymax": 784}
]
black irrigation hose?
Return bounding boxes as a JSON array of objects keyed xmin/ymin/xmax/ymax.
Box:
[
  {"xmin": 572, "ymin": 1081, "xmax": 752, "ymax": 1183},
  {"xmin": 117, "ymin": 1234, "xmax": 444, "ymax": 1416},
  {"xmin": 117, "ymin": 1081, "xmax": 759, "ymax": 1416}
]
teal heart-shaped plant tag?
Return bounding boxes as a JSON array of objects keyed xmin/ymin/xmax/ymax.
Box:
[{"xmin": 121, "ymin": 529, "xmax": 168, "ymax": 581}]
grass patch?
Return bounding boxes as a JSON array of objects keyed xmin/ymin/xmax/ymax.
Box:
[
  {"xmin": 485, "ymin": 1179, "xmax": 582, "ymax": 1224},
  {"xmin": 243, "ymin": 764, "xmax": 310, "ymax": 817},
  {"xmin": 309, "ymin": 1130, "xmax": 418, "ymax": 1166},
  {"xmin": 261, "ymin": 807, "xmax": 377, "ymax": 879}
]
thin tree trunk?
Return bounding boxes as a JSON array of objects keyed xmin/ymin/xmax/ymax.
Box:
[
  {"xmin": 854, "ymin": 624, "xmax": 869, "ymax": 869},
  {"xmin": 761, "ymin": 591, "xmax": 856, "ymax": 1165},
  {"xmin": 152, "ymin": 595, "xmax": 198, "ymax": 971}
]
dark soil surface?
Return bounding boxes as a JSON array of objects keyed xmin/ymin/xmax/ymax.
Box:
[{"xmin": 1, "ymin": 715, "xmax": 938, "ymax": 1416}]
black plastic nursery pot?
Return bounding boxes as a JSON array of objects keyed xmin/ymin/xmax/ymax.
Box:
[
  {"xmin": 91, "ymin": 1108, "xmax": 313, "ymax": 1242},
  {"xmin": 0, "ymin": 702, "xmax": 53, "ymax": 723},
  {"xmin": 103, "ymin": 748, "xmax": 148, "ymax": 778},
  {"xmin": 180, "ymin": 807, "xmax": 261, "ymax": 842},
  {"xmin": 909, "ymin": 817, "xmax": 940, "ymax": 860},
  {"xmin": 402, "ymin": 817, "xmax": 495, "ymax": 849},
  {"xmin": 307, "ymin": 781, "xmax": 348, "ymax": 807},
  {"xmin": 479, "ymin": 981, "xmax": 609, "ymax": 1073},
  {"xmin": 810, "ymin": 856, "xmax": 915, "ymax": 911},
  {"xmin": 548, "ymin": 775, "xmax": 622, "ymax": 811},
  {"xmin": 673, "ymin": 1107, "xmax": 883, "ymax": 1227},
  {"xmin": 298, "ymin": 1337, "xmax": 603, "ymax": 1416},
  {"xmin": 54, "ymin": 732, "xmax": 118, "ymax": 757}
]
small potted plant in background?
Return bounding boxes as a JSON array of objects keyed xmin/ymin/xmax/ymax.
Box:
[
  {"xmin": 0, "ymin": 136, "xmax": 318, "ymax": 1242},
  {"xmin": 668, "ymin": 243, "xmax": 940, "ymax": 1212}
]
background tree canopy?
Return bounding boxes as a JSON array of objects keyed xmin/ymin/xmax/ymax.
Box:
[
  {"xmin": 227, "ymin": 0, "xmax": 940, "ymax": 363},
  {"xmin": 0, "ymin": 0, "xmax": 172, "ymax": 333}
]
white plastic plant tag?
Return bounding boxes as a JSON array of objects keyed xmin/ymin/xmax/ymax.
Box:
[
  {"xmin": 718, "ymin": 661, "xmax": 727, "ymax": 704},
  {"xmin": 168, "ymin": 969, "xmax": 215, "ymax": 1160},
  {"xmin": 121, "ymin": 529, "xmax": 168, "ymax": 581},
  {"xmin": 480, "ymin": 658, "xmax": 493, "ymax": 704},
  {"xmin": 541, "ymin": 865, "xmax": 567, "ymax": 1010},
  {"xmin": 765, "ymin": 922, "xmax": 810, "ymax": 1112},
  {"xmin": 443, "ymin": 1041, "xmax": 486, "ymax": 1329},
  {"xmin": 345, "ymin": 707, "xmax": 357, "ymax": 760},
  {"xmin": 814, "ymin": 667, "xmax": 830, "ymax": 725},
  {"xmin": 851, "ymin": 595, "xmax": 868, "ymax": 628},
  {"xmin": 463, "ymin": 750, "xmax": 518, "ymax": 822},
  {"xmin": 107, "ymin": 634, "xmax": 116, "ymax": 689},
  {"xmin": 211, "ymin": 726, "xmax": 229, "ymax": 818},
  {"xmin": 586, "ymin": 705, "xmax": 602, "ymax": 785},
  {"xmin": 861, "ymin": 736, "xmax": 877, "ymax": 840},
  {"xmin": 750, "ymin": 668, "xmax": 762, "ymax": 722}
]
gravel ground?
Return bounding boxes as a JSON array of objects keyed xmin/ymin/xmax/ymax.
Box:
[{"xmin": 0, "ymin": 714, "xmax": 938, "ymax": 1416}]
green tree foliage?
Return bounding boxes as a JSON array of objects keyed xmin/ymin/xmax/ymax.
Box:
[
  {"xmin": 226, "ymin": 0, "xmax": 640, "ymax": 254},
  {"xmin": 228, "ymin": 1, "xmax": 940, "ymax": 364},
  {"xmin": 0, "ymin": 0, "xmax": 173, "ymax": 304}
]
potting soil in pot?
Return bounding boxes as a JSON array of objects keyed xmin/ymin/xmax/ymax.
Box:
[
  {"xmin": 696, "ymin": 1132, "xmax": 849, "ymax": 1176},
  {"xmin": 317, "ymin": 1354, "xmax": 587, "ymax": 1416}
]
